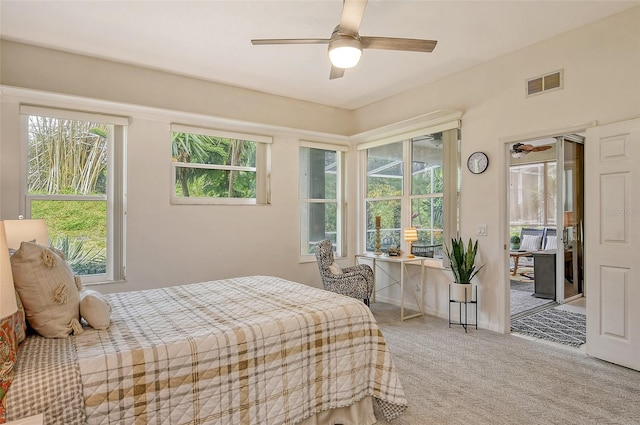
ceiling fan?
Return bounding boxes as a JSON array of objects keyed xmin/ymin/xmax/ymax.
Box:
[
  {"xmin": 511, "ymin": 142, "xmax": 553, "ymax": 158},
  {"xmin": 250, "ymin": 0, "xmax": 437, "ymax": 80}
]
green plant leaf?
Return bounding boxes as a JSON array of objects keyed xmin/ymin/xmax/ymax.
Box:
[{"xmin": 445, "ymin": 237, "xmax": 484, "ymax": 284}]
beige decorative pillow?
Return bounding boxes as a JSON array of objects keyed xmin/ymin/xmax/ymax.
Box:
[
  {"xmin": 10, "ymin": 242, "xmax": 82, "ymax": 338},
  {"xmin": 328, "ymin": 262, "xmax": 343, "ymax": 275},
  {"xmin": 79, "ymin": 290, "xmax": 111, "ymax": 330}
]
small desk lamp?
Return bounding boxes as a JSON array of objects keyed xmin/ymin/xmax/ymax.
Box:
[
  {"xmin": 0, "ymin": 221, "xmax": 17, "ymax": 320},
  {"xmin": 404, "ymin": 228, "xmax": 418, "ymax": 259}
]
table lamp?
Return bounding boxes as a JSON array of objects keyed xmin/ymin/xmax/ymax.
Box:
[
  {"xmin": 0, "ymin": 221, "xmax": 17, "ymax": 320},
  {"xmin": 4, "ymin": 218, "xmax": 49, "ymax": 251},
  {"xmin": 404, "ymin": 228, "xmax": 418, "ymax": 259}
]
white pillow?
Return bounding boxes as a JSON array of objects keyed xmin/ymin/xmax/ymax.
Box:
[
  {"xmin": 545, "ymin": 235, "xmax": 558, "ymax": 249},
  {"xmin": 328, "ymin": 262, "xmax": 343, "ymax": 275},
  {"xmin": 520, "ymin": 234, "xmax": 542, "ymax": 251},
  {"xmin": 79, "ymin": 290, "xmax": 111, "ymax": 330}
]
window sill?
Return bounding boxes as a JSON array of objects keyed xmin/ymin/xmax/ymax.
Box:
[
  {"xmin": 299, "ymin": 255, "xmax": 317, "ymax": 264},
  {"xmin": 83, "ymin": 278, "xmax": 127, "ymax": 287},
  {"xmin": 299, "ymin": 254, "xmax": 348, "ymax": 264},
  {"xmin": 170, "ymin": 198, "xmax": 268, "ymax": 206}
]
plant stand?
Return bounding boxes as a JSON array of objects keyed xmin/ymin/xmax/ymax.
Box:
[{"xmin": 448, "ymin": 283, "xmax": 477, "ymax": 332}]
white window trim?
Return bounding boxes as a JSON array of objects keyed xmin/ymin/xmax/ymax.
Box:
[
  {"xmin": 170, "ymin": 124, "xmax": 272, "ymax": 205},
  {"xmin": 20, "ymin": 106, "xmax": 127, "ymax": 283},
  {"xmin": 357, "ymin": 119, "xmax": 461, "ymax": 151},
  {"xmin": 171, "ymin": 123, "xmax": 273, "ymax": 145},
  {"xmin": 20, "ymin": 105, "xmax": 129, "ymax": 126},
  {"xmin": 300, "ymin": 140, "xmax": 348, "ymax": 152},
  {"xmin": 299, "ymin": 141, "xmax": 346, "ymax": 261}
]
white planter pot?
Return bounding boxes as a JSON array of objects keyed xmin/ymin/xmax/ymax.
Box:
[{"xmin": 450, "ymin": 283, "xmax": 473, "ymax": 302}]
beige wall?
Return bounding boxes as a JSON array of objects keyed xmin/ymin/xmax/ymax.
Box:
[
  {"xmin": 1, "ymin": 6, "xmax": 639, "ymax": 331},
  {"xmin": 0, "ymin": 40, "xmax": 354, "ymax": 136}
]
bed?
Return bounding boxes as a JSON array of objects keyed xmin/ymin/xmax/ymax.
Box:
[{"xmin": 6, "ymin": 275, "xmax": 407, "ymax": 424}]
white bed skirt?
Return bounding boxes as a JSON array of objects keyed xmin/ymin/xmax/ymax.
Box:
[{"xmin": 298, "ymin": 397, "xmax": 376, "ymax": 425}]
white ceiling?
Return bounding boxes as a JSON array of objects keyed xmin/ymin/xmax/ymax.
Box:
[{"xmin": 1, "ymin": 1, "xmax": 638, "ymax": 110}]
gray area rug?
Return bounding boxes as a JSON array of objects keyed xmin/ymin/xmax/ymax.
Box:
[
  {"xmin": 510, "ymin": 287, "xmax": 554, "ymax": 316},
  {"xmin": 510, "ymin": 280, "xmax": 534, "ymax": 291},
  {"xmin": 370, "ymin": 303, "xmax": 640, "ymax": 425},
  {"xmin": 511, "ymin": 308, "xmax": 586, "ymax": 347},
  {"xmin": 510, "ymin": 281, "xmax": 554, "ymax": 316}
]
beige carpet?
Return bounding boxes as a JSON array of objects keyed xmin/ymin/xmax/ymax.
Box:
[{"xmin": 370, "ymin": 303, "xmax": 640, "ymax": 425}]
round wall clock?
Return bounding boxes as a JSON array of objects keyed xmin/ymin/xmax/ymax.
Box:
[{"xmin": 467, "ymin": 151, "xmax": 489, "ymax": 174}]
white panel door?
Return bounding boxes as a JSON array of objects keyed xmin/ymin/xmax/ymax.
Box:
[{"xmin": 585, "ymin": 118, "xmax": 640, "ymax": 371}]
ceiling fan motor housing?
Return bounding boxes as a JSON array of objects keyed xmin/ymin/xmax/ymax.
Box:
[{"xmin": 328, "ymin": 31, "xmax": 363, "ymax": 69}]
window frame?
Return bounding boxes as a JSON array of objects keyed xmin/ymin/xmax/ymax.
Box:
[
  {"xmin": 409, "ymin": 136, "xmax": 445, "ymax": 249},
  {"xmin": 298, "ymin": 141, "xmax": 348, "ymax": 260},
  {"xmin": 20, "ymin": 105, "xmax": 127, "ymax": 283},
  {"xmin": 358, "ymin": 119, "xmax": 460, "ymax": 262},
  {"xmin": 169, "ymin": 124, "xmax": 272, "ymax": 205},
  {"xmin": 363, "ymin": 141, "xmax": 405, "ymax": 252}
]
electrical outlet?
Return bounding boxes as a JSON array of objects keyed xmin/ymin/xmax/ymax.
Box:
[{"xmin": 477, "ymin": 225, "xmax": 487, "ymax": 236}]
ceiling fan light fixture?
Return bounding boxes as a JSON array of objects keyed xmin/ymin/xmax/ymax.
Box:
[{"xmin": 328, "ymin": 38, "xmax": 362, "ymax": 69}]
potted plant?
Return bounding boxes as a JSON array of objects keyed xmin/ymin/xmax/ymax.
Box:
[
  {"xmin": 510, "ymin": 234, "xmax": 521, "ymax": 250},
  {"xmin": 445, "ymin": 237, "xmax": 484, "ymax": 302}
]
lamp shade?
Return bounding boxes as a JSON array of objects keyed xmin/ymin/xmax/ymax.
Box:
[
  {"xmin": 4, "ymin": 218, "xmax": 49, "ymax": 250},
  {"xmin": 0, "ymin": 221, "xmax": 17, "ymax": 319},
  {"xmin": 404, "ymin": 228, "xmax": 418, "ymax": 242}
]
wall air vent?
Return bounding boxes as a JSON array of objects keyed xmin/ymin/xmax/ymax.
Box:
[{"xmin": 526, "ymin": 69, "xmax": 563, "ymax": 97}]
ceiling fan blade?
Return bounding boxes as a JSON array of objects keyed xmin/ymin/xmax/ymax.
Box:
[
  {"xmin": 532, "ymin": 145, "xmax": 553, "ymax": 152},
  {"xmin": 251, "ymin": 38, "xmax": 330, "ymax": 46},
  {"xmin": 516, "ymin": 144, "xmax": 535, "ymax": 152},
  {"xmin": 339, "ymin": 0, "xmax": 368, "ymax": 35},
  {"xmin": 360, "ymin": 37, "xmax": 437, "ymax": 52},
  {"xmin": 330, "ymin": 66, "xmax": 345, "ymax": 80}
]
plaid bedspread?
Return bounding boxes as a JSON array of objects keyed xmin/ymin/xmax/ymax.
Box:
[
  {"xmin": 75, "ymin": 275, "xmax": 407, "ymax": 424},
  {"xmin": 5, "ymin": 335, "xmax": 86, "ymax": 424}
]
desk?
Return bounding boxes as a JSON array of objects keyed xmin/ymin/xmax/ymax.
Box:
[
  {"xmin": 355, "ymin": 253, "xmax": 426, "ymax": 321},
  {"xmin": 509, "ymin": 250, "xmax": 534, "ymax": 276}
]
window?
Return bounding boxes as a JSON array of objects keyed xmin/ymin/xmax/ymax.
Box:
[
  {"xmin": 299, "ymin": 143, "xmax": 346, "ymax": 257},
  {"xmin": 509, "ymin": 162, "xmax": 557, "ymax": 235},
  {"xmin": 365, "ymin": 142, "xmax": 403, "ymax": 251},
  {"xmin": 21, "ymin": 106, "xmax": 126, "ymax": 282},
  {"xmin": 411, "ymin": 134, "xmax": 445, "ymax": 251},
  {"xmin": 360, "ymin": 125, "xmax": 460, "ymax": 259},
  {"xmin": 170, "ymin": 124, "xmax": 271, "ymax": 205}
]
